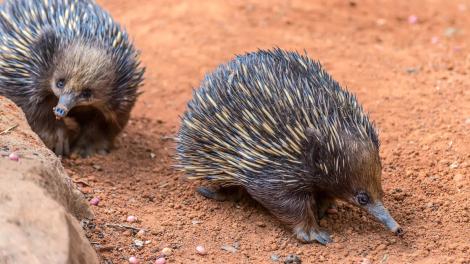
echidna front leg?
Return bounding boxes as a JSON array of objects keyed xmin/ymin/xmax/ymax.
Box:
[
  {"xmin": 72, "ymin": 121, "xmax": 113, "ymax": 157},
  {"xmin": 36, "ymin": 118, "xmax": 79, "ymax": 157},
  {"xmin": 247, "ymin": 189, "xmax": 332, "ymax": 245},
  {"xmin": 316, "ymin": 195, "xmax": 338, "ymax": 219}
]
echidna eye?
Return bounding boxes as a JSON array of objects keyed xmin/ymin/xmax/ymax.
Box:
[
  {"xmin": 80, "ymin": 89, "xmax": 92, "ymax": 99},
  {"xmin": 356, "ymin": 192, "xmax": 370, "ymax": 205},
  {"xmin": 56, "ymin": 79, "xmax": 66, "ymax": 89}
]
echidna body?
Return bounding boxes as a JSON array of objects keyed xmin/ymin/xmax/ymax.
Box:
[
  {"xmin": 177, "ymin": 49, "xmax": 402, "ymax": 244},
  {"xmin": 0, "ymin": 0, "xmax": 144, "ymax": 156}
]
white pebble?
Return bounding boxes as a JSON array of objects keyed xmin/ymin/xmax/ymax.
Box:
[
  {"xmin": 196, "ymin": 245, "xmax": 207, "ymax": 255},
  {"xmin": 161, "ymin": 247, "xmax": 172, "ymax": 256},
  {"xmin": 133, "ymin": 239, "xmax": 144, "ymax": 248},
  {"xmin": 155, "ymin": 257, "xmax": 166, "ymax": 264},
  {"xmin": 128, "ymin": 256, "xmax": 139, "ymax": 264},
  {"xmin": 376, "ymin": 18, "xmax": 386, "ymax": 26},
  {"xmin": 136, "ymin": 229, "xmax": 146, "ymax": 238},
  {"xmin": 89, "ymin": 197, "xmax": 100, "ymax": 206},
  {"xmin": 8, "ymin": 152, "xmax": 19, "ymax": 161},
  {"xmin": 127, "ymin": 215, "xmax": 137, "ymax": 223}
]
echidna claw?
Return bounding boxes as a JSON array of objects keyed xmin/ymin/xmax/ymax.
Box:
[
  {"xmin": 311, "ymin": 230, "xmax": 332, "ymax": 245},
  {"xmin": 294, "ymin": 227, "xmax": 332, "ymax": 245}
]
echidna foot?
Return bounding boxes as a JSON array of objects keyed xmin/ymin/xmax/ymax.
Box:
[
  {"xmin": 53, "ymin": 125, "xmax": 70, "ymax": 157},
  {"xmin": 72, "ymin": 137, "xmax": 110, "ymax": 158},
  {"xmin": 294, "ymin": 226, "xmax": 332, "ymax": 245}
]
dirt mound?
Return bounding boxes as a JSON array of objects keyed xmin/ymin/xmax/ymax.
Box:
[{"xmin": 0, "ymin": 96, "xmax": 98, "ymax": 263}]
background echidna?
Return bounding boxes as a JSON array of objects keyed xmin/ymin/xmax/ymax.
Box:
[
  {"xmin": 177, "ymin": 48, "xmax": 403, "ymax": 244},
  {"xmin": 0, "ymin": 0, "xmax": 144, "ymax": 157}
]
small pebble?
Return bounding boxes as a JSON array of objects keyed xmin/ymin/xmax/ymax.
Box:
[
  {"xmin": 284, "ymin": 254, "xmax": 301, "ymax": 264},
  {"xmin": 89, "ymin": 197, "xmax": 100, "ymax": 206},
  {"xmin": 405, "ymin": 67, "xmax": 419, "ymax": 74},
  {"xmin": 444, "ymin": 27, "xmax": 458, "ymax": 37},
  {"xmin": 408, "ymin": 15, "xmax": 418, "ymax": 24},
  {"xmin": 431, "ymin": 36, "xmax": 439, "ymax": 44},
  {"xmin": 458, "ymin": 3, "xmax": 467, "ymax": 11},
  {"xmin": 449, "ymin": 161, "xmax": 459, "ymax": 169},
  {"xmin": 360, "ymin": 258, "xmax": 372, "ymax": 264},
  {"xmin": 376, "ymin": 243, "xmax": 387, "ymax": 251},
  {"xmin": 155, "ymin": 257, "xmax": 166, "ymax": 264},
  {"xmin": 221, "ymin": 244, "xmax": 237, "ymax": 253},
  {"xmin": 271, "ymin": 254, "xmax": 280, "ymax": 262},
  {"xmin": 196, "ymin": 245, "xmax": 207, "ymax": 255},
  {"xmin": 256, "ymin": 221, "xmax": 266, "ymax": 227},
  {"xmin": 128, "ymin": 256, "xmax": 139, "ymax": 264},
  {"xmin": 192, "ymin": 220, "xmax": 203, "ymax": 225},
  {"xmin": 127, "ymin": 215, "xmax": 137, "ymax": 223},
  {"xmin": 133, "ymin": 239, "xmax": 144, "ymax": 248},
  {"xmin": 8, "ymin": 152, "xmax": 19, "ymax": 161},
  {"xmin": 136, "ymin": 229, "xmax": 146, "ymax": 238},
  {"xmin": 376, "ymin": 18, "xmax": 386, "ymax": 26},
  {"xmin": 161, "ymin": 247, "xmax": 172, "ymax": 256},
  {"xmin": 327, "ymin": 207, "xmax": 338, "ymax": 214},
  {"xmin": 150, "ymin": 153, "xmax": 156, "ymax": 159}
]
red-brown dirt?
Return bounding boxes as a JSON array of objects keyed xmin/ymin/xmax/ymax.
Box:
[{"xmin": 63, "ymin": 0, "xmax": 469, "ymax": 263}]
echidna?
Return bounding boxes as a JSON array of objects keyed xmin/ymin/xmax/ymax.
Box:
[
  {"xmin": 0, "ymin": 0, "xmax": 144, "ymax": 157},
  {"xmin": 177, "ymin": 48, "xmax": 403, "ymax": 244}
]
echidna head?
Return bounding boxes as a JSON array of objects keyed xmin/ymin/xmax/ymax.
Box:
[
  {"xmin": 305, "ymin": 128, "xmax": 402, "ymax": 235},
  {"xmin": 50, "ymin": 41, "xmax": 115, "ymax": 119},
  {"xmin": 343, "ymin": 144, "xmax": 402, "ymax": 236}
]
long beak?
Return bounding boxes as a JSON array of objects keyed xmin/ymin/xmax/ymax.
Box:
[
  {"xmin": 366, "ymin": 201, "xmax": 403, "ymax": 236},
  {"xmin": 53, "ymin": 93, "xmax": 77, "ymax": 119}
]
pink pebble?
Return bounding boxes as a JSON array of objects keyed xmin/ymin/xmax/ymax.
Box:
[
  {"xmin": 408, "ymin": 15, "xmax": 418, "ymax": 24},
  {"xmin": 155, "ymin": 257, "xmax": 166, "ymax": 264},
  {"xmin": 196, "ymin": 245, "xmax": 207, "ymax": 255},
  {"xmin": 8, "ymin": 152, "xmax": 19, "ymax": 161},
  {"xmin": 89, "ymin": 197, "xmax": 100, "ymax": 206},
  {"xmin": 431, "ymin": 36, "xmax": 439, "ymax": 44},
  {"xmin": 129, "ymin": 256, "xmax": 139, "ymax": 264},
  {"xmin": 327, "ymin": 207, "xmax": 338, "ymax": 214},
  {"xmin": 127, "ymin": 215, "xmax": 137, "ymax": 223}
]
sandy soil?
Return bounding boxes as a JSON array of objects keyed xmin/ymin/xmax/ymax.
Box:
[{"xmin": 63, "ymin": 0, "xmax": 469, "ymax": 263}]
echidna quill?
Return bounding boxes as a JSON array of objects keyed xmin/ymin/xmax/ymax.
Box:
[
  {"xmin": 0, "ymin": 0, "xmax": 144, "ymax": 157},
  {"xmin": 177, "ymin": 48, "xmax": 403, "ymax": 244}
]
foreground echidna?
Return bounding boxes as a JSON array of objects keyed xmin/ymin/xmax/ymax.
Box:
[
  {"xmin": 177, "ymin": 48, "xmax": 403, "ymax": 244},
  {"xmin": 0, "ymin": 0, "xmax": 144, "ymax": 157}
]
